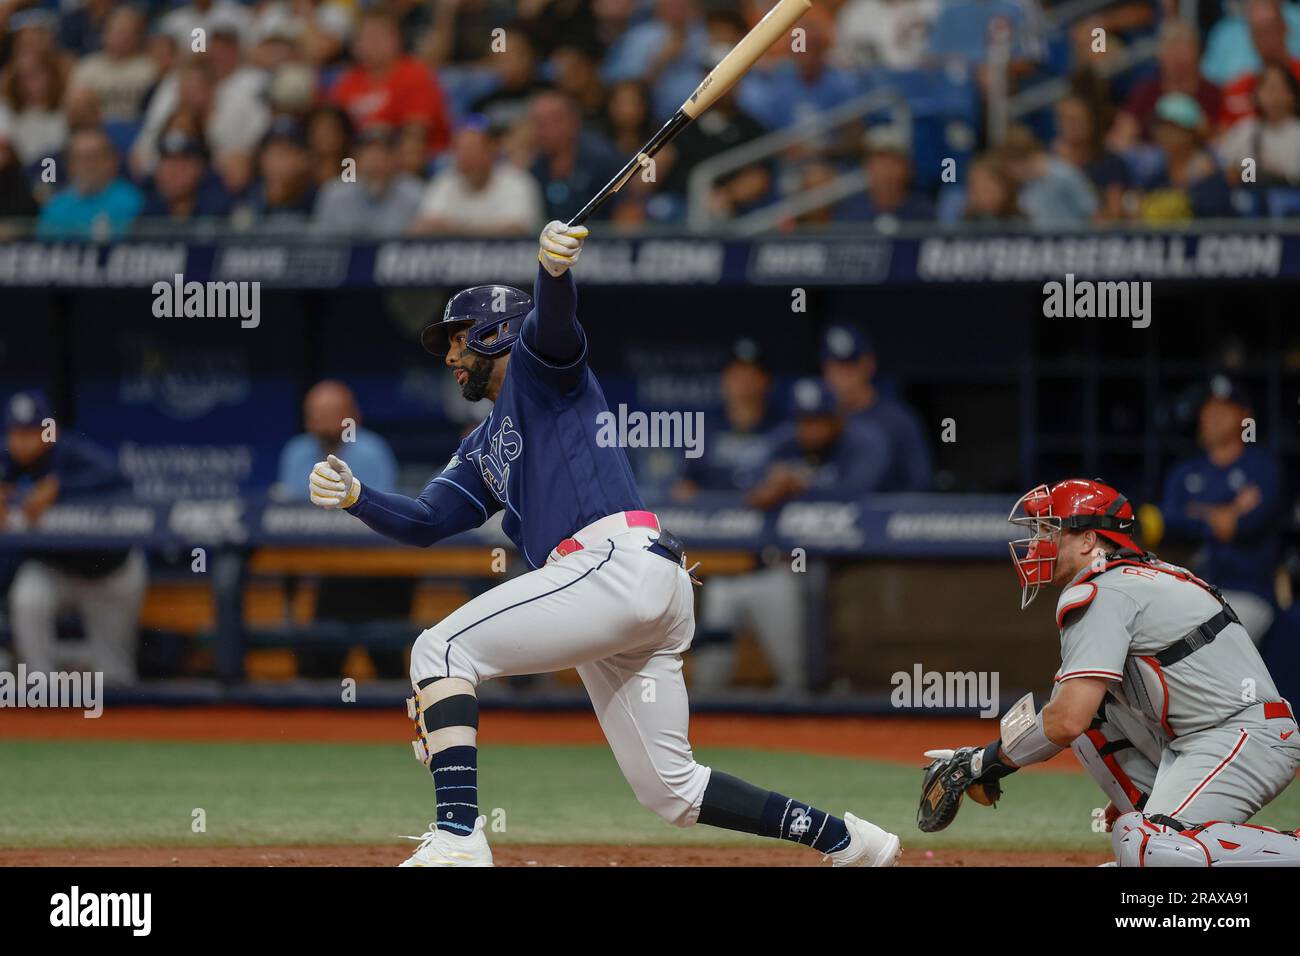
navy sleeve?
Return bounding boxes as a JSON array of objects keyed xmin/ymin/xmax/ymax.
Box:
[
  {"xmin": 834, "ymin": 421, "xmax": 892, "ymax": 495},
  {"xmin": 517, "ymin": 264, "xmax": 588, "ymax": 393},
  {"xmin": 52, "ymin": 438, "xmax": 128, "ymax": 496},
  {"xmin": 895, "ymin": 406, "xmax": 933, "ymax": 492},
  {"xmin": 1160, "ymin": 462, "xmax": 1210, "ymax": 540},
  {"xmin": 1233, "ymin": 454, "xmax": 1281, "ymax": 541},
  {"xmin": 754, "ymin": 423, "xmax": 798, "ymax": 472},
  {"xmin": 346, "ymin": 474, "xmax": 491, "ymax": 547}
]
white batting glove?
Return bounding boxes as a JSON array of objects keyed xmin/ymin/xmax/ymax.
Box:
[
  {"xmin": 309, "ymin": 454, "xmax": 360, "ymax": 509},
  {"xmin": 538, "ymin": 220, "xmax": 589, "ymax": 277}
]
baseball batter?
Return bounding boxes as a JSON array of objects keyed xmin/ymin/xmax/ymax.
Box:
[
  {"xmin": 309, "ymin": 221, "xmax": 901, "ymax": 867},
  {"xmin": 918, "ymin": 478, "xmax": 1300, "ymax": 866}
]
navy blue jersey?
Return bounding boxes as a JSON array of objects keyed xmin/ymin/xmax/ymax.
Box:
[
  {"xmin": 680, "ymin": 408, "xmax": 778, "ymax": 493},
  {"xmin": 849, "ymin": 395, "xmax": 933, "ymax": 492},
  {"xmin": 348, "ymin": 267, "xmax": 645, "ymax": 568},
  {"xmin": 0, "ymin": 434, "xmax": 127, "ymax": 498},
  {"xmin": 0, "ymin": 434, "xmax": 132, "ymax": 576},
  {"xmin": 1161, "ymin": 445, "xmax": 1281, "ymax": 600},
  {"xmin": 759, "ymin": 418, "xmax": 892, "ymax": 497}
]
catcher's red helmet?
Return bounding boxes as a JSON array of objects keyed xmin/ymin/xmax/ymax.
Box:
[{"xmin": 1007, "ymin": 478, "xmax": 1139, "ymax": 608}]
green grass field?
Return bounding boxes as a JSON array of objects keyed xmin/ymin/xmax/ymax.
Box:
[{"xmin": 6, "ymin": 738, "xmax": 1299, "ymax": 851}]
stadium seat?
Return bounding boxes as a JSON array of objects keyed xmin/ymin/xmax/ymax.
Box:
[
  {"xmin": 437, "ymin": 65, "xmax": 500, "ymax": 118},
  {"xmin": 934, "ymin": 184, "xmax": 967, "ymax": 225},
  {"xmin": 1267, "ymin": 188, "xmax": 1300, "ymax": 219},
  {"xmin": 103, "ymin": 120, "xmax": 142, "ymax": 158},
  {"xmin": 879, "ymin": 70, "xmax": 978, "ymax": 189}
]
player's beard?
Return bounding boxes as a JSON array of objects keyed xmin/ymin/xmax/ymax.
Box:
[{"xmin": 459, "ymin": 354, "xmax": 496, "ymax": 402}]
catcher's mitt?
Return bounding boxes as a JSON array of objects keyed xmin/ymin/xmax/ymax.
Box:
[{"xmin": 916, "ymin": 746, "xmax": 1004, "ymax": 833}]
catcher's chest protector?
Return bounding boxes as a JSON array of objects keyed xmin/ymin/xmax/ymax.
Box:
[{"xmin": 1056, "ymin": 558, "xmax": 1280, "ymax": 740}]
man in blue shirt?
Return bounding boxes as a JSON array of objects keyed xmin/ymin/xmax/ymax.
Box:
[
  {"xmin": 737, "ymin": 12, "xmax": 861, "ymax": 131},
  {"xmin": 834, "ymin": 128, "xmax": 936, "ymax": 226},
  {"xmin": 747, "ymin": 377, "xmax": 892, "ymax": 509},
  {"xmin": 673, "ymin": 338, "xmax": 777, "ymax": 499},
  {"xmin": 602, "ymin": 0, "xmax": 712, "ymax": 120},
  {"xmin": 528, "ymin": 90, "xmax": 623, "ymax": 223},
  {"xmin": 277, "ymin": 380, "xmax": 397, "ymax": 501},
  {"xmin": 672, "ymin": 341, "xmax": 807, "ymax": 694},
  {"xmin": 1, "ymin": 391, "xmax": 146, "ymax": 685},
  {"xmin": 139, "ymin": 129, "xmax": 232, "ymax": 227},
  {"xmin": 1162, "ymin": 376, "xmax": 1281, "ymax": 644},
  {"xmin": 309, "ymin": 223, "xmax": 901, "ymax": 868},
  {"xmin": 820, "ymin": 324, "xmax": 933, "ymax": 492},
  {"xmin": 37, "ymin": 127, "xmax": 144, "ymax": 240},
  {"xmin": 278, "ymin": 378, "xmax": 403, "ymax": 677}
]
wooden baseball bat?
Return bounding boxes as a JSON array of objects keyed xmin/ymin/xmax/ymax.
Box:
[{"xmin": 567, "ymin": 0, "xmax": 812, "ymax": 226}]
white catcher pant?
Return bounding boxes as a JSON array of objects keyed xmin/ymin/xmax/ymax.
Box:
[{"xmin": 409, "ymin": 526, "xmax": 712, "ymax": 827}]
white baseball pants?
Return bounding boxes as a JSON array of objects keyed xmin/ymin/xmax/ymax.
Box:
[{"xmin": 409, "ymin": 526, "xmax": 712, "ymax": 826}]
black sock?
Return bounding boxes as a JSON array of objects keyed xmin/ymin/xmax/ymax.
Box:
[
  {"xmin": 415, "ymin": 676, "xmax": 481, "ymax": 836},
  {"xmin": 697, "ymin": 770, "xmax": 851, "ymax": 853},
  {"xmin": 430, "ymin": 745, "xmax": 479, "ymax": 835}
]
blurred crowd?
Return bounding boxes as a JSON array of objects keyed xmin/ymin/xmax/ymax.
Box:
[{"xmin": 2, "ymin": 0, "xmax": 1300, "ymax": 238}]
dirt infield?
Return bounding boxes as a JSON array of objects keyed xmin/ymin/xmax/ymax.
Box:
[
  {"xmin": 0, "ymin": 706, "xmax": 1082, "ymax": 772},
  {"xmin": 0, "ymin": 845, "xmax": 1110, "ymax": 867}
]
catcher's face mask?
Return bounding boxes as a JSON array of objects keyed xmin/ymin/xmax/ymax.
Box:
[{"xmin": 1008, "ymin": 484, "xmax": 1061, "ymax": 609}]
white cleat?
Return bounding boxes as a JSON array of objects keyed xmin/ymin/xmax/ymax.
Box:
[
  {"xmin": 828, "ymin": 811, "xmax": 901, "ymax": 867},
  {"xmin": 399, "ymin": 815, "xmax": 493, "ymax": 867}
]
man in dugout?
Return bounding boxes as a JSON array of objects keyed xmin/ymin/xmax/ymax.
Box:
[
  {"xmin": 2, "ymin": 391, "xmax": 146, "ymax": 685},
  {"xmin": 1161, "ymin": 376, "xmax": 1281, "ymax": 645}
]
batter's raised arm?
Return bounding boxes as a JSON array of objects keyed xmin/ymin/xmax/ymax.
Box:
[
  {"xmin": 524, "ymin": 221, "xmax": 587, "ymax": 365},
  {"xmin": 309, "ymin": 454, "xmax": 491, "ymax": 547}
]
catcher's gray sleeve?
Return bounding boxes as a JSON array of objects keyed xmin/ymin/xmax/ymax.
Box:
[{"xmin": 1057, "ymin": 585, "xmax": 1135, "ymax": 684}]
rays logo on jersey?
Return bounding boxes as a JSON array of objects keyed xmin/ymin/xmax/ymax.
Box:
[
  {"xmin": 788, "ymin": 807, "xmax": 812, "ymax": 837},
  {"xmin": 474, "ymin": 415, "xmax": 523, "ymax": 503}
]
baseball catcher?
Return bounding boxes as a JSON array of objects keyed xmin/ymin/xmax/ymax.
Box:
[
  {"xmin": 309, "ymin": 222, "xmax": 901, "ymax": 867},
  {"xmin": 919, "ymin": 478, "xmax": 1300, "ymax": 866}
]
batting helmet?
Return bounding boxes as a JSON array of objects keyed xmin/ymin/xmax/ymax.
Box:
[
  {"xmin": 1008, "ymin": 478, "xmax": 1139, "ymax": 608},
  {"xmin": 420, "ymin": 285, "xmax": 533, "ymax": 358}
]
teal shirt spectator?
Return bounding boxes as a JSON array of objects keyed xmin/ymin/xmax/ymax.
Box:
[
  {"xmin": 37, "ymin": 178, "xmax": 144, "ymax": 240},
  {"xmin": 277, "ymin": 428, "xmax": 400, "ymax": 502}
]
